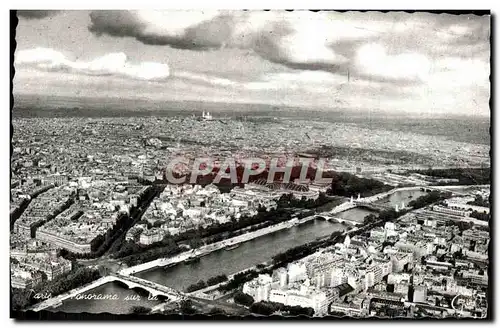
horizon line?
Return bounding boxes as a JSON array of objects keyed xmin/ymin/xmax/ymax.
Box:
[{"xmin": 12, "ymin": 92, "xmax": 491, "ymax": 120}]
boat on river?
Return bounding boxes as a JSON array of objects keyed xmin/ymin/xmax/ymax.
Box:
[
  {"xmin": 184, "ymin": 257, "xmax": 200, "ymax": 264},
  {"xmin": 164, "ymin": 262, "xmax": 178, "ymax": 270},
  {"xmin": 225, "ymin": 244, "xmax": 240, "ymax": 251}
]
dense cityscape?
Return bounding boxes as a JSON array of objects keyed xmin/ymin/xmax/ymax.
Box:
[
  {"xmin": 11, "ymin": 9, "xmax": 490, "ymax": 321},
  {"xmin": 10, "ymin": 108, "xmax": 491, "ymax": 318}
]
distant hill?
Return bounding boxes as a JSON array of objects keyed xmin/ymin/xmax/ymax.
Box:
[{"xmin": 12, "ymin": 93, "xmax": 490, "ymax": 145}]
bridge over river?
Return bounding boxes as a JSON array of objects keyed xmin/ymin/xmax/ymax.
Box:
[
  {"xmin": 28, "ymin": 273, "xmax": 186, "ymax": 312},
  {"xmin": 329, "ymin": 194, "xmax": 407, "ymax": 216},
  {"xmin": 315, "ymin": 213, "xmax": 362, "ymax": 226},
  {"xmin": 354, "ymin": 201, "xmax": 398, "ymax": 212}
]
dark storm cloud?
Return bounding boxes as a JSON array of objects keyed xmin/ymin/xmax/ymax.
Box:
[
  {"xmin": 88, "ymin": 11, "xmax": 236, "ymax": 50},
  {"xmin": 88, "ymin": 10, "xmax": 349, "ymax": 73},
  {"xmin": 85, "ymin": 11, "xmax": 489, "ymax": 85},
  {"xmin": 17, "ymin": 10, "xmax": 60, "ymax": 19}
]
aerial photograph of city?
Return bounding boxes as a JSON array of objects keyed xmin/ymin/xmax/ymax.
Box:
[{"xmin": 10, "ymin": 9, "xmax": 491, "ymax": 320}]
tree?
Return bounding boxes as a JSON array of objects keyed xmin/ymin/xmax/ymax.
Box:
[
  {"xmin": 470, "ymin": 211, "xmax": 490, "ymax": 221},
  {"xmin": 457, "ymin": 221, "xmax": 474, "ymax": 232},
  {"xmin": 467, "ymin": 195, "xmax": 490, "ymax": 207},
  {"xmin": 287, "ymin": 305, "xmax": 314, "ymax": 317},
  {"xmin": 11, "ymin": 288, "xmax": 34, "ymax": 310},
  {"xmin": 330, "ymin": 231, "xmax": 342, "ymax": 240},
  {"xmin": 363, "ymin": 214, "xmax": 377, "ymax": 224},
  {"xmin": 131, "ymin": 306, "xmax": 151, "ymax": 314},
  {"xmin": 328, "ymin": 172, "xmax": 392, "ymax": 197},
  {"xmin": 153, "ymin": 220, "xmax": 165, "ymax": 228},
  {"xmin": 39, "ymin": 271, "xmax": 48, "ymax": 281},
  {"xmin": 250, "ymin": 302, "xmax": 275, "ymax": 316},
  {"xmin": 186, "ymin": 280, "xmax": 207, "ymax": 293},
  {"xmin": 208, "ymin": 307, "xmax": 226, "ymax": 315},
  {"xmin": 207, "ymin": 274, "xmax": 228, "ymax": 286},
  {"xmin": 188, "ymin": 236, "xmax": 204, "ymax": 249},
  {"xmin": 234, "ymin": 291, "xmax": 255, "ymax": 306},
  {"xmin": 180, "ymin": 299, "xmax": 196, "ymax": 315}
]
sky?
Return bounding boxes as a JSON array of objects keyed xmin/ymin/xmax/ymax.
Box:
[{"xmin": 14, "ymin": 10, "xmax": 490, "ymax": 116}]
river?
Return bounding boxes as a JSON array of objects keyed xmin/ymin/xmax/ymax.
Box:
[
  {"xmin": 48, "ymin": 281, "xmax": 162, "ymax": 314},
  {"xmin": 376, "ymin": 189, "xmax": 429, "ymax": 207},
  {"xmin": 134, "ymin": 219, "xmax": 356, "ymax": 291},
  {"xmin": 52, "ymin": 188, "xmax": 426, "ymax": 314}
]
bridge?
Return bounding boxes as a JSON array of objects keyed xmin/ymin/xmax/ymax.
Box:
[
  {"xmin": 354, "ymin": 201, "xmax": 394, "ymax": 212},
  {"xmin": 328, "ymin": 198, "xmax": 406, "ymax": 217},
  {"xmin": 330, "ymin": 201, "xmax": 357, "ymax": 214},
  {"xmin": 316, "ymin": 213, "xmax": 361, "ymax": 226},
  {"xmin": 114, "ymin": 273, "xmax": 185, "ymax": 300},
  {"xmin": 28, "ymin": 274, "xmax": 186, "ymax": 312},
  {"xmin": 344, "ymin": 192, "xmax": 407, "ymax": 213}
]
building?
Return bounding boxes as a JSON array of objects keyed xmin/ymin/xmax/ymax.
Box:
[
  {"xmin": 330, "ymin": 267, "xmax": 348, "ymax": 287},
  {"xmin": 284, "ymin": 288, "xmax": 331, "ymax": 316},
  {"xmin": 394, "ymin": 282, "xmax": 410, "ymax": 300},
  {"xmin": 329, "ymin": 302, "xmax": 363, "ymax": 316},
  {"xmin": 413, "ymin": 286, "xmax": 427, "ymax": 303},
  {"xmin": 432, "ymin": 205, "xmax": 471, "ymax": 217},
  {"xmin": 20, "ymin": 253, "xmax": 73, "ymax": 281},
  {"xmin": 242, "ymin": 274, "xmax": 273, "ymax": 302},
  {"xmin": 36, "ymin": 229, "xmax": 93, "ymax": 254},
  {"xmin": 462, "ymin": 271, "xmax": 488, "ymax": 286},
  {"xmin": 256, "ymin": 283, "xmax": 271, "ymax": 302},
  {"xmin": 273, "ymin": 267, "xmax": 288, "ymax": 288},
  {"xmin": 463, "ymin": 250, "xmax": 488, "ymax": 263},
  {"xmin": 287, "ymin": 262, "xmax": 308, "ymax": 283},
  {"xmin": 139, "ymin": 229, "xmax": 165, "ymax": 245},
  {"xmin": 462, "ymin": 229, "xmax": 490, "ymax": 243},
  {"xmin": 425, "ymin": 259, "xmax": 453, "ymax": 272},
  {"xmin": 42, "ymin": 174, "xmax": 69, "ymax": 186},
  {"xmin": 11, "ymin": 267, "xmax": 43, "ymax": 289},
  {"xmin": 370, "ymin": 228, "xmax": 386, "ymax": 242},
  {"xmin": 387, "ymin": 273, "xmax": 411, "ymax": 285},
  {"xmin": 445, "ymin": 201, "xmax": 489, "ymax": 215},
  {"xmin": 269, "ymin": 289, "xmax": 287, "ymax": 304},
  {"xmin": 391, "ymin": 252, "xmax": 413, "ymax": 273}
]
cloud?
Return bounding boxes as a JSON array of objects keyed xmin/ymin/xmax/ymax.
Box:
[
  {"xmin": 87, "ymin": 10, "xmax": 489, "ymax": 85},
  {"xmin": 88, "ymin": 11, "xmax": 357, "ymax": 73},
  {"xmin": 17, "ymin": 10, "xmax": 61, "ymax": 19},
  {"xmin": 244, "ymin": 71, "xmax": 345, "ymax": 91},
  {"xmin": 174, "ymin": 71, "xmax": 238, "ymax": 87},
  {"xmin": 428, "ymin": 57, "xmax": 489, "ymax": 88},
  {"xmin": 355, "ymin": 43, "xmax": 431, "ymax": 82},
  {"xmin": 14, "ymin": 11, "xmax": 490, "ymax": 115},
  {"xmin": 15, "ymin": 47, "xmax": 170, "ymax": 81},
  {"xmin": 88, "ymin": 10, "xmax": 224, "ymax": 49}
]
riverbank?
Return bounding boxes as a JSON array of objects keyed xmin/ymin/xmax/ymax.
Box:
[
  {"xmin": 120, "ymin": 215, "xmax": 317, "ymax": 276},
  {"xmin": 186, "ymin": 266, "xmax": 258, "ymax": 300},
  {"xmin": 196, "ymin": 186, "xmax": 475, "ymax": 296},
  {"xmin": 356, "ymin": 184, "xmax": 488, "ymax": 204},
  {"xmin": 120, "ymin": 185, "xmax": 448, "ymax": 275},
  {"xmin": 22, "ymin": 185, "xmax": 488, "ymax": 315}
]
